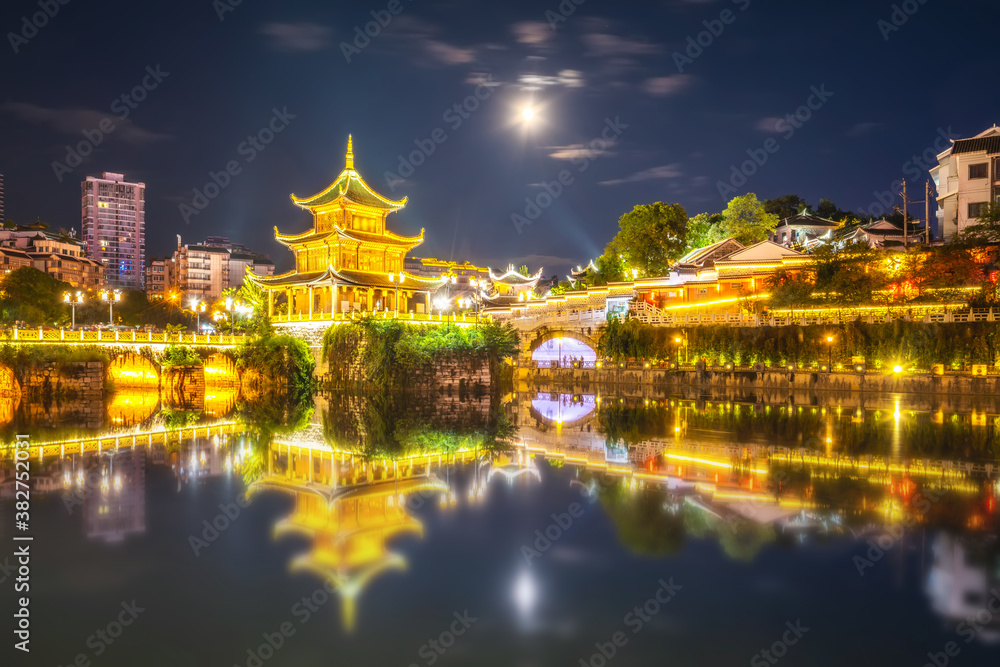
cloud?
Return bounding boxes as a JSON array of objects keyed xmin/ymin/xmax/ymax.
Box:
[
  {"xmin": 599, "ymin": 164, "xmax": 683, "ymax": 186},
  {"xmin": 2, "ymin": 102, "xmax": 170, "ymax": 144},
  {"xmin": 755, "ymin": 117, "xmax": 785, "ymax": 133},
  {"xmin": 582, "ymin": 32, "xmax": 661, "ymax": 57},
  {"xmin": 388, "ymin": 17, "xmax": 476, "ymax": 66},
  {"xmin": 642, "ymin": 75, "xmax": 694, "ymax": 97},
  {"xmin": 260, "ymin": 22, "xmax": 332, "ymax": 52},
  {"xmin": 518, "ymin": 70, "xmax": 585, "ymax": 90},
  {"xmin": 511, "ymin": 21, "xmax": 552, "ymax": 45},
  {"xmin": 547, "ymin": 138, "xmax": 617, "ymax": 161}
]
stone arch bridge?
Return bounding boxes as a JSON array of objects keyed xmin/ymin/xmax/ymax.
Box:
[{"xmin": 504, "ymin": 309, "xmax": 607, "ymax": 364}]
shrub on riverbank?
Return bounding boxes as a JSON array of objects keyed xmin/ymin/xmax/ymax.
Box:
[
  {"xmin": 236, "ymin": 335, "xmax": 314, "ymax": 390},
  {"xmin": 321, "ymin": 319, "xmax": 518, "ymax": 388},
  {"xmin": 598, "ymin": 319, "xmax": 1000, "ymax": 369}
]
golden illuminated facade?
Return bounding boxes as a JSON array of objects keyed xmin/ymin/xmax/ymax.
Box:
[{"xmin": 253, "ymin": 137, "xmax": 442, "ymax": 319}]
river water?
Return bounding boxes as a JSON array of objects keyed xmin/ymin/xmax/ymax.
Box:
[{"xmin": 2, "ymin": 388, "xmax": 1000, "ymax": 666}]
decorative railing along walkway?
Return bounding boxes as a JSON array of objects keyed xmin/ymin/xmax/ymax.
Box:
[
  {"xmin": 271, "ymin": 311, "xmax": 482, "ymax": 325},
  {"xmin": 1, "ymin": 328, "xmax": 249, "ymax": 347}
]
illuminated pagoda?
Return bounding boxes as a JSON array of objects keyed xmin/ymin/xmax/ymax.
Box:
[
  {"xmin": 482, "ymin": 264, "xmax": 544, "ymax": 306},
  {"xmin": 252, "ymin": 137, "xmax": 442, "ymax": 318}
]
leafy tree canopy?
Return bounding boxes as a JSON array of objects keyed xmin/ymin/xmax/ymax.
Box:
[
  {"xmin": 605, "ymin": 202, "xmax": 689, "ymax": 277},
  {"xmin": 720, "ymin": 193, "xmax": 779, "ymax": 245},
  {"xmin": 763, "ymin": 194, "xmax": 810, "ymax": 221},
  {"xmin": 686, "ymin": 212, "xmax": 724, "ymax": 251},
  {"xmin": 0, "ymin": 266, "xmax": 71, "ymax": 326}
]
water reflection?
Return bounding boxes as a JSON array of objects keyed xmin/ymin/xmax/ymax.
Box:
[
  {"xmin": 2, "ymin": 387, "xmax": 1000, "ymax": 651},
  {"xmin": 247, "ymin": 439, "xmax": 451, "ymax": 630}
]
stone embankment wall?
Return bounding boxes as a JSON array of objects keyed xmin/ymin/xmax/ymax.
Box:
[
  {"xmin": 520, "ymin": 367, "xmax": 1000, "ymax": 397},
  {"xmin": 320, "ymin": 334, "xmax": 491, "ymax": 389},
  {"xmin": 21, "ymin": 361, "xmax": 105, "ymax": 398}
]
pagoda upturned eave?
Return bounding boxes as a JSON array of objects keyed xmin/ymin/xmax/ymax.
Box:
[
  {"xmin": 272, "ymin": 225, "xmax": 425, "ymax": 249},
  {"xmin": 289, "ymin": 169, "xmax": 407, "ymax": 212}
]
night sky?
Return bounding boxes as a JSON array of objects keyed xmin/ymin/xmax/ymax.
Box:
[{"xmin": 1, "ymin": 0, "xmax": 997, "ymax": 276}]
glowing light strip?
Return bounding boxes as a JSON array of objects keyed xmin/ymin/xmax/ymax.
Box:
[{"xmin": 660, "ymin": 294, "xmax": 770, "ymax": 311}]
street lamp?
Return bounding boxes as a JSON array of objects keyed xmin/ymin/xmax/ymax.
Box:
[
  {"xmin": 63, "ymin": 291, "xmax": 84, "ymax": 329},
  {"xmin": 100, "ymin": 289, "xmax": 121, "ymax": 326},
  {"xmin": 826, "ymin": 335, "xmax": 834, "ymax": 371},
  {"xmin": 388, "ymin": 272, "xmax": 404, "ymax": 318},
  {"xmin": 190, "ymin": 299, "xmax": 206, "ymax": 332},
  {"xmin": 675, "ymin": 336, "xmax": 683, "ymax": 366}
]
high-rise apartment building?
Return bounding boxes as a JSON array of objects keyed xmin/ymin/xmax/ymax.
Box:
[
  {"xmin": 157, "ymin": 236, "xmax": 274, "ymax": 301},
  {"xmin": 81, "ymin": 172, "xmax": 145, "ymax": 289}
]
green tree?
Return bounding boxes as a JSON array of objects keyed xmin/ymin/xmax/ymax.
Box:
[
  {"xmin": 686, "ymin": 212, "xmax": 724, "ymax": 250},
  {"xmin": 765, "ymin": 269, "xmax": 815, "ymax": 309},
  {"xmin": 0, "ymin": 267, "xmax": 71, "ymax": 325},
  {"xmin": 811, "ymin": 243, "xmax": 890, "ymax": 305},
  {"xmin": 606, "ymin": 202, "xmax": 689, "ymax": 277},
  {"xmin": 593, "ymin": 251, "xmax": 627, "ymax": 284},
  {"xmin": 763, "ymin": 194, "xmax": 810, "ymax": 221},
  {"xmin": 720, "ymin": 194, "xmax": 779, "ymax": 245}
]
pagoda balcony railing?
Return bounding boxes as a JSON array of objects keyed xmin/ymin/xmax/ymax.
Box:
[
  {"xmin": 2, "ymin": 328, "xmax": 248, "ymax": 346},
  {"xmin": 271, "ymin": 310, "xmax": 486, "ymax": 325}
]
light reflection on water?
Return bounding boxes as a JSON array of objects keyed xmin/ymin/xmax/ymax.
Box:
[{"xmin": 2, "ymin": 388, "xmax": 1000, "ymax": 664}]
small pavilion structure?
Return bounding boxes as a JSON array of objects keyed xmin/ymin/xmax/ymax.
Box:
[{"xmin": 252, "ymin": 137, "xmax": 442, "ymax": 319}]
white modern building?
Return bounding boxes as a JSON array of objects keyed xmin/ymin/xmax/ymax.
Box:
[
  {"xmin": 930, "ymin": 125, "xmax": 1000, "ymax": 242},
  {"xmin": 81, "ymin": 172, "xmax": 145, "ymax": 289}
]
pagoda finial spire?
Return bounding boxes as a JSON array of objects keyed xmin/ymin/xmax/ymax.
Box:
[{"xmin": 345, "ymin": 135, "xmax": 354, "ymax": 170}]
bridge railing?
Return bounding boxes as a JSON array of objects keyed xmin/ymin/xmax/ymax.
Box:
[
  {"xmin": 271, "ymin": 311, "xmax": 482, "ymax": 325},
  {"xmin": 3, "ymin": 328, "xmax": 249, "ymax": 346}
]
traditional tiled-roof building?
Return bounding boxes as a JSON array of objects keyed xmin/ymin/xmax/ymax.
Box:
[{"xmin": 252, "ymin": 137, "xmax": 441, "ymax": 317}]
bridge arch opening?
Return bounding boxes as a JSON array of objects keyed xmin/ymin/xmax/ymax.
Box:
[
  {"xmin": 530, "ymin": 336, "xmax": 597, "ymax": 364},
  {"xmin": 204, "ymin": 353, "xmax": 240, "ymax": 386},
  {"xmin": 109, "ymin": 353, "xmax": 159, "ymax": 389},
  {"xmin": 530, "ymin": 393, "xmax": 596, "ymax": 426}
]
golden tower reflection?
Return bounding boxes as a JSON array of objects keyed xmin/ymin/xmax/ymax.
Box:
[{"xmin": 248, "ymin": 441, "xmax": 449, "ymax": 630}]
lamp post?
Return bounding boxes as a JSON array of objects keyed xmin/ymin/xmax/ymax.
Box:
[
  {"xmin": 64, "ymin": 291, "xmax": 84, "ymax": 329},
  {"xmin": 190, "ymin": 299, "xmax": 206, "ymax": 332},
  {"xmin": 469, "ymin": 277, "xmax": 487, "ymax": 323},
  {"xmin": 675, "ymin": 336, "xmax": 683, "ymax": 366},
  {"xmin": 388, "ymin": 272, "xmax": 404, "ymax": 318},
  {"xmin": 100, "ymin": 289, "xmax": 121, "ymax": 326},
  {"xmin": 826, "ymin": 335, "xmax": 834, "ymax": 371}
]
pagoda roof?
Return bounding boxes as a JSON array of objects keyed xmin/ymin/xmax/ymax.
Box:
[
  {"xmin": 675, "ymin": 238, "xmax": 744, "ymax": 268},
  {"xmin": 274, "ymin": 225, "xmax": 424, "ymax": 249},
  {"xmin": 488, "ymin": 265, "xmax": 544, "ymax": 286},
  {"xmin": 289, "ymin": 136, "xmax": 407, "ymax": 211},
  {"xmin": 774, "ymin": 213, "xmax": 839, "ymax": 229},
  {"xmin": 714, "ymin": 240, "xmax": 807, "ymax": 265},
  {"xmin": 249, "ymin": 266, "xmax": 444, "ymax": 290}
]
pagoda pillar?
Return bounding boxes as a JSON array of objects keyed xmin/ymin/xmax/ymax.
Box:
[
  {"xmin": 268, "ymin": 290, "xmax": 273, "ymax": 318},
  {"xmin": 308, "ymin": 286, "xmax": 314, "ymax": 319},
  {"xmin": 424, "ymin": 292, "xmax": 430, "ymax": 315}
]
